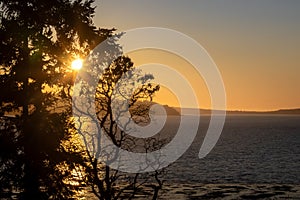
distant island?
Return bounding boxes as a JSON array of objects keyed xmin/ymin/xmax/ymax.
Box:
[
  {"xmin": 171, "ymin": 107, "xmax": 300, "ymax": 116},
  {"xmin": 130, "ymin": 101, "xmax": 300, "ymax": 116},
  {"xmin": 226, "ymin": 108, "xmax": 300, "ymax": 115}
]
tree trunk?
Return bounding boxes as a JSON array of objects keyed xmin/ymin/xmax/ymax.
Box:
[{"xmin": 22, "ymin": 46, "xmax": 40, "ymax": 199}]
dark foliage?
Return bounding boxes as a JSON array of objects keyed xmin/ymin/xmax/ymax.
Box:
[{"xmin": 0, "ymin": 0, "xmax": 113, "ymax": 198}]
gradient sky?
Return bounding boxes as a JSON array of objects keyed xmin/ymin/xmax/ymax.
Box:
[{"xmin": 93, "ymin": 0, "xmax": 300, "ymax": 111}]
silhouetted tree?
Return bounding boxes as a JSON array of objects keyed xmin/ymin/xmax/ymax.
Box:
[
  {"xmin": 0, "ymin": 0, "xmax": 113, "ymax": 198},
  {"xmin": 73, "ymin": 54, "xmax": 165, "ymax": 200}
]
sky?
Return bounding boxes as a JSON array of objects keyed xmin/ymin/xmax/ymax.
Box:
[{"xmin": 93, "ymin": 0, "xmax": 300, "ymax": 111}]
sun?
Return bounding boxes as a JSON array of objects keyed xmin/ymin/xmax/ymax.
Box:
[{"xmin": 71, "ymin": 59, "xmax": 83, "ymax": 70}]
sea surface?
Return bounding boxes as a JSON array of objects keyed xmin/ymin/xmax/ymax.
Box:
[
  {"xmin": 165, "ymin": 114, "xmax": 300, "ymax": 184},
  {"xmin": 79, "ymin": 114, "xmax": 300, "ymax": 199}
]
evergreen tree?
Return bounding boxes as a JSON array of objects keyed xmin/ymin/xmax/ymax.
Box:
[{"xmin": 0, "ymin": 0, "xmax": 113, "ymax": 198}]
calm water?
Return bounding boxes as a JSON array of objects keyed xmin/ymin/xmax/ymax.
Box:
[
  {"xmin": 78, "ymin": 115, "xmax": 300, "ymax": 199},
  {"xmin": 165, "ymin": 115, "xmax": 300, "ymax": 184}
]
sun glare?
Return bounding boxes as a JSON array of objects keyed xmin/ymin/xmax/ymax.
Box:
[{"xmin": 71, "ymin": 59, "xmax": 83, "ymax": 70}]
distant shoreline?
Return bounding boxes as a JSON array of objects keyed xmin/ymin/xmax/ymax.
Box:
[{"xmin": 166, "ymin": 106, "xmax": 300, "ymax": 116}]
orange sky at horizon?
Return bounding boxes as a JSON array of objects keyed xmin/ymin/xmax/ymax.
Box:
[
  {"xmin": 129, "ymin": 49, "xmax": 299, "ymax": 112},
  {"xmin": 94, "ymin": 1, "xmax": 300, "ymax": 111}
]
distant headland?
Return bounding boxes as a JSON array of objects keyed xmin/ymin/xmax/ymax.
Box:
[
  {"xmin": 131, "ymin": 101, "xmax": 300, "ymax": 116},
  {"xmin": 170, "ymin": 107, "xmax": 300, "ymax": 116}
]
